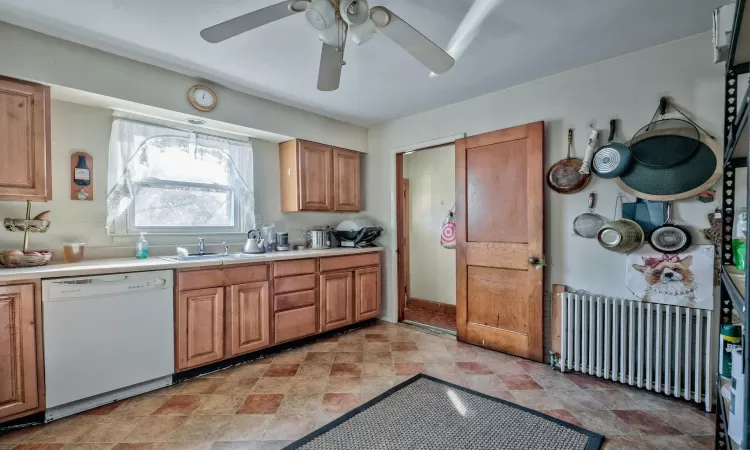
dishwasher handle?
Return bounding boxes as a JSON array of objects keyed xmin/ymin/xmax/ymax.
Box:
[{"xmin": 91, "ymin": 275, "xmax": 129, "ymax": 283}]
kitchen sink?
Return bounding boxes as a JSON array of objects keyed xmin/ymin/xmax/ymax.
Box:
[
  {"xmin": 225, "ymin": 253, "xmax": 265, "ymax": 259},
  {"xmin": 160, "ymin": 252, "xmax": 265, "ymax": 262},
  {"xmin": 159, "ymin": 253, "xmax": 224, "ymax": 262}
]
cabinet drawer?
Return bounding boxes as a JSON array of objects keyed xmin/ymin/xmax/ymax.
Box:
[
  {"xmin": 274, "ymin": 274, "xmax": 316, "ymax": 295},
  {"xmin": 274, "ymin": 305, "xmax": 317, "ymax": 344},
  {"xmin": 224, "ymin": 264, "xmax": 269, "ymax": 285},
  {"xmin": 274, "ymin": 259, "xmax": 316, "ymax": 278},
  {"xmin": 179, "ymin": 265, "xmax": 269, "ymax": 291},
  {"xmin": 319, "ymin": 253, "xmax": 380, "ymax": 273},
  {"xmin": 178, "ymin": 269, "xmax": 224, "ymax": 291},
  {"xmin": 274, "ymin": 289, "xmax": 316, "ymax": 312}
]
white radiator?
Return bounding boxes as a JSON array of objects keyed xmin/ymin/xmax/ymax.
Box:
[{"xmin": 559, "ymin": 293, "xmax": 714, "ymax": 412}]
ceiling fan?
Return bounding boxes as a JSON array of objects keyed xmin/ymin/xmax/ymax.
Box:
[{"xmin": 200, "ymin": 0, "xmax": 455, "ymax": 91}]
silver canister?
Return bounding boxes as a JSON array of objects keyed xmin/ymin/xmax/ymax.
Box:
[{"xmin": 307, "ymin": 227, "xmax": 332, "ymax": 249}]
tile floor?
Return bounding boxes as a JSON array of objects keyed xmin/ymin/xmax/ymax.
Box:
[
  {"xmin": 403, "ymin": 306, "xmax": 456, "ymax": 332},
  {"xmin": 0, "ymin": 321, "xmax": 715, "ymax": 450}
]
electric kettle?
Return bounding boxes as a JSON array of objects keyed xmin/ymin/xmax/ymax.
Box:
[{"xmin": 243, "ymin": 230, "xmax": 265, "ymax": 254}]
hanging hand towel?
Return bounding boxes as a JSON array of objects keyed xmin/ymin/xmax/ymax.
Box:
[{"xmin": 441, "ymin": 211, "xmax": 456, "ymax": 249}]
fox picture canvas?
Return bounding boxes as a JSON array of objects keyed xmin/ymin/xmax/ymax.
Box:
[{"xmin": 626, "ymin": 245, "xmax": 714, "ymax": 310}]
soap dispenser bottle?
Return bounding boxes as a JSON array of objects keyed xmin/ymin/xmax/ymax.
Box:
[{"xmin": 136, "ymin": 232, "xmax": 149, "ymax": 259}]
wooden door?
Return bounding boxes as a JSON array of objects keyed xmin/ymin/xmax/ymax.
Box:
[
  {"xmin": 177, "ymin": 287, "xmax": 225, "ymax": 371},
  {"xmin": 299, "ymin": 140, "xmax": 333, "ymax": 211},
  {"xmin": 0, "ymin": 284, "xmax": 39, "ymax": 420},
  {"xmin": 355, "ymin": 266, "xmax": 381, "ymax": 321},
  {"xmin": 332, "ymin": 148, "xmax": 360, "ymax": 211},
  {"xmin": 226, "ymin": 281, "xmax": 269, "ymax": 357},
  {"xmin": 320, "ymin": 271, "xmax": 353, "ymax": 331},
  {"xmin": 0, "ymin": 77, "xmax": 51, "ymax": 201},
  {"xmin": 455, "ymin": 122, "xmax": 544, "ymax": 362}
]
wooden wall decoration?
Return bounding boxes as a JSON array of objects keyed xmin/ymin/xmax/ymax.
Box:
[{"xmin": 70, "ymin": 152, "xmax": 93, "ymax": 201}]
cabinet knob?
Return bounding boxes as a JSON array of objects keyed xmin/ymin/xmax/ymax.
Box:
[{"xmin": 528, "ymin": 257, "xmax": 539, "ymax": 265}]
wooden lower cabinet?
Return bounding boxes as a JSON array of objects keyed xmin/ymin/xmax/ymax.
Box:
[
  {"xmin": 355, "ymin": 266, "xmax": 381, "ymax": 321},
  {"xmin": 0, "ymin": 283, "xmax": 41, "ymax": 421},
  {"xmin": 173, "ymin": 256, "xmax": 380, "ymax": 372},
  {"xmin": 320, "ymin": 271, "xmax": 354, "ymax": 331},
  {"xmin": 226, "ymin": 281, "xmax": 270, "ymax": 357},
  {"xmin": 177, "ymin": 287, "xmax": 225, "ymax": 371}
]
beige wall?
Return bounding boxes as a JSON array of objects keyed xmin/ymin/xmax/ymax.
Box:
[
  {"xmin": 0, "ymin": 100, "xmax": 357, "ymax": 256},
  {"xmin": 403, "ymin": 146, "xmax": 456, "ymax": 305},
  {"xmin": 0, "ymin": 21, "xmax": 368, "ymax": 152}
]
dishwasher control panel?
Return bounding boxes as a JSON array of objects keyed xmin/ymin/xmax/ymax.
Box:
[{"xmin": 44, "ymin": 270, "xmax": 174, "ymax": 301}]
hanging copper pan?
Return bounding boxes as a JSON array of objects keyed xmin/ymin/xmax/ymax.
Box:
[{"xmin": 547, "ymin": 129, "xmax": 591, "ymax": 194}]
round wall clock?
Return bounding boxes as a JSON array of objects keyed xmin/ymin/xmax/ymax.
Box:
[{"xmin": 188, "ymin": 85, "xmax": 217, "ymax": 112}]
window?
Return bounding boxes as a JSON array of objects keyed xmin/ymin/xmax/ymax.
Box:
[{"xmin": 106, "ymin": 118, "xmax": 255, "ymax": 235}]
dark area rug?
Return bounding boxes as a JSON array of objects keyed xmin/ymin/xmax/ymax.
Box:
[{"xmin": 284, "ymin": 373, "xmax": 604, "ymax": 450}]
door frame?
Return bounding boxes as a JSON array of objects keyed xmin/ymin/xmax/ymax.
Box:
[{"xmin": 395, "ymin": 138, "xmax": 462, "ymax": 322}]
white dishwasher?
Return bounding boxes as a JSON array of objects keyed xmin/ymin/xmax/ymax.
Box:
[{"xmin": 43, "ymin": 270, "xmax": 174, "ymax": 421}]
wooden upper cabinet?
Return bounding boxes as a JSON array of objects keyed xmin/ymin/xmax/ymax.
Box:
[
  {"xmin": 355, "ymin": 266, "xmax": 380, "ymax": 321},
  {"xmin": 0, "ymin": 77, "xmax": 51, "ymax": 201},
  {"xmin": 333, "ymin": 148, "xmax": 360, "ymax": 211},
  {"xmin": 320, "ymin": 271, "xmax": 354, "ymax": 332},
  {"xmin": 177, "ymin": 287, "xmax": 225, "ymax": 371},
  {"xmin": 299, "ymin": 141, "xmax": 333, "ymax": 211},
  {"xmin": 226, "ymin": 281, "xmax": 270, "ymax": 357},
  {"xmin": 279, "ymin": 139, "xmax": 361, "ymax": 212},
  {"xmin": 0, "ymin": 284, "xmax": 40, "ymax": 421}
]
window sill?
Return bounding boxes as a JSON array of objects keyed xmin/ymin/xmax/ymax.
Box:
[
  {"xmin": 110, "ymin": 231, "xmax": 248, "ymax": 237},
  {"xmin": 109, "ymin": 231, "xmax": 250, "ymax": 247}
]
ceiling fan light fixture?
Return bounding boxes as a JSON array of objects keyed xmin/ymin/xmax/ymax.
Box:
[
  {"xmin": 369, "ymin": 6, "xmax": 391, "ymax": 28},
  {"xmin": 288, "ymin": 0, "xmax": 311, "ymax": 13},
  {"xmin": 340, "ymin": 0, "xmax": 369, "ymax": 25},
  {"xmin": 350, "ymin": 19, "xmax": 376, "ymax": 45},
  {"xmin": 305, "ymin": 0, "xmax": 336, "ymax": 31},
  {"xmin": 317, "ymin": 20, "xmax": 347, "ymax": 47}
]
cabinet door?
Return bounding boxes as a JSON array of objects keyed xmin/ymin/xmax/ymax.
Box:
[
  {"xmin": 332, "ymin": 148, "xmax": 360, "ymax": 211},
  {"xmin": 0, "ymin": 77, "xmax": 50, "ymax": 201},
  {"xmin": 177, "ymin": 287, "xmax": 224, "ymax": 371},
  {"xmin": 0, "ymin": 284, "xmax": 39, "ymax": 420},
  {"xmin": 320, "ymin": 271, "xmax": 353, "ymax": 331},
  {"xmin": 226, "ymin": 281, "xmax": 270, "ymax": 357},
  {"xmin": 355, "ymin": 266, "xmax": 381, "ymax": 321},
  {"xmin": 298, "ymin": 141, "xmax": 333, "ymax": 211}
]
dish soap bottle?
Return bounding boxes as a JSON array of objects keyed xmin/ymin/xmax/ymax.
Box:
[{"xmin": 136, "ymin": 232, "xmax": 149, "ymax": 259}]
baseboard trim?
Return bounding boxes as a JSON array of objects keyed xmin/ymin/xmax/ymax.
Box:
[{"xmin": 406, "ymin": 297, "xmax": 456, "ymax": 316}]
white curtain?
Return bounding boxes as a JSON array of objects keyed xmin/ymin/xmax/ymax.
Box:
[{"xmin": 105, "ymin": 117, "xmax": 255, "ymax": 233}]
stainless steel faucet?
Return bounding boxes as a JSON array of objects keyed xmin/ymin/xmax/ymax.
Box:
[
  {"xmin": 198, "ymin": 237, "xmax": 205, "ymax": 255},
  {"xmin": 223, "ymin": 241, "xmax": 229, "ymax": 256}
]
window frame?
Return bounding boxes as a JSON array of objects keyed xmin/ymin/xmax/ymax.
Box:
[{"xmin": 125, "ymin": 177, "xmax": 244, "ymax": 235}]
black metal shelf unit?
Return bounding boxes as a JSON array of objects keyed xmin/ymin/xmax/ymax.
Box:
[
  {"xmin": 717, "ymin": 3, "xmax": 750, "ymax": 446},
  {"xmin": 726, "ymin": 0, "xmax": 749, "ymax": 74}
]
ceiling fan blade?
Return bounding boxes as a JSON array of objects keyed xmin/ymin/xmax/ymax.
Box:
[
  {"xmin": 317, "ymin": 42, "xmax": 344, "ymax": 91},
  {"xmin": 201, "ymin": 1, "xmax": 305, "ymax": 43},
  {"xmin": 369, "ymin": 6, "xmax": 454, "ymax": 74}
]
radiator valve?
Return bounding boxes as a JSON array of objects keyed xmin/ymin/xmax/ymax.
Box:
[{"xmin": 549, "ymin": 351, "xmax": 561, "ymax": 371}]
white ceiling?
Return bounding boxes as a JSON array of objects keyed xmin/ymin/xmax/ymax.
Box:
[{"xmin": 0, "ymin": 0, "xmax": 725, "ymax": 126}]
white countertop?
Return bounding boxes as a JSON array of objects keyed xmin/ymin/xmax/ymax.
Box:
[{"xmin": 0, "ymin": 247, "xmax": 383, "ymax": 282}]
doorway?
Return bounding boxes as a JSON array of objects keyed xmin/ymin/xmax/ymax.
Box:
[
  {"xmin": 396, "ymin": 122, "xmax": 545, "ymax": 361},
  {"xmin": 397, "ymin": 145, "xmax": 457, "ymax": 334}
]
